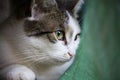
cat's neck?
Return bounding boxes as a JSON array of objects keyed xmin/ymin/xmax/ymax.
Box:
[{"xmin": 26, "ymin": 58, "xmax": 74, "ymax": 80}]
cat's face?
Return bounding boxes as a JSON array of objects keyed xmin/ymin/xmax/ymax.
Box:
[
  {"xmin": 14, "ymin": 0, "xmax": 82, "ymax": 64},
  {"xmin": 23, "ymin": 12, "xmax": 80, "ymax": 64}
]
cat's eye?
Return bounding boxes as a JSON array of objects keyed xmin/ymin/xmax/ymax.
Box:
[
  {"xmin": 55, "ymin": 30, "xmax": 65, "ymax": 41},
  {"xmin": 74, "ymin": 33, "xmax": 81, "ymax": 41}
]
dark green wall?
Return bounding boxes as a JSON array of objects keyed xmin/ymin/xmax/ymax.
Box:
[{"xmin": 60, "ymin": 0, "xmax": 120, "ymax": 80}]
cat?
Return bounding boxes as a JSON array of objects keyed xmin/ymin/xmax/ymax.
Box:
[{"xmin": 0, "ymin": 0, "xmax": 83, "ymax": 80}]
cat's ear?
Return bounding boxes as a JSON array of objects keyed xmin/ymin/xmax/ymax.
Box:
[
  {"xmin": 56, "ymin": 0, "xmax": 84, "ymax": 18},
  {"xmin": 15, "ymin": 0, "xmax": 83, "ymax": 19},
  {"xmin": 15, "ymin": 0, "xmax": 58, "ymax": 19},
  {"xmin": 29, "ymin": 0, "xmax": 58, "ymax": 20},
  {"xmin": 32, "ymin": 0, "xmax": 58, "ymax": 11}
]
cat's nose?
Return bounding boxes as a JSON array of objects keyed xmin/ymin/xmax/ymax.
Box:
[{"xmin": 68, "ymin": 52, "xmax": 74, "ymax": 58}]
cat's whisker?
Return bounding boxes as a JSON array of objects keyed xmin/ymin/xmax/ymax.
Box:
[
  {"xmin": 21, "ymin": 57, "xmax": 47, "ymax": 65},
  {"xmin": 17, "ymin": 54, "xmax": 49, "ymax": 63},
  {"xmin": 36, "ymin": 57, "xmax": 48, "ymax": 62},
  {"xmin": 28, "ymin": 56, "xmax": 48, "ymax": 63},
  {"xmin": 17, "ymin": 56, "xmax": 38, "ymax": 62}
]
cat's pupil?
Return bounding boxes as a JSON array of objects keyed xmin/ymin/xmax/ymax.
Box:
[{"xmin": 55, "ymin": 30, "xmax": 65, "ymax": 41}]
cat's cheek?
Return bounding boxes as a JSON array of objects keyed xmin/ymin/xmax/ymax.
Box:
[
  {"xmin": 51, "ymin": 52, "xmax": 71, "ymax": 62},
  {"xmin": 55, "ymin": 55, "xmax": 70, "ymax": 62}
]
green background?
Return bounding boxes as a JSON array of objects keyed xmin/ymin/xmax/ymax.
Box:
[{"xmin": 60, "ymin": 0, "xmax": 120, "ymax": 80}]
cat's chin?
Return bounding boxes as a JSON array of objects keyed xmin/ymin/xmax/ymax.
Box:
[
  {"xmin": 49, "ymin": 56, "xmax": 74, "ymax": 65},
  {"xmin": 55, "ymin": 57, "xmax": 74, "ymax": 65},
  {"xmin": 55, "ymin": 58, "xmax": 72, "ymax": 64}
]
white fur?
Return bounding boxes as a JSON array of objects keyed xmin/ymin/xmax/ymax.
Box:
[
  {"xmin": 0, "ymin": 11, "xmax": 80, "ymax": 80},
  {"xmin": 6, "ymin": 65, "xmax": 35, "ymax": 80}
]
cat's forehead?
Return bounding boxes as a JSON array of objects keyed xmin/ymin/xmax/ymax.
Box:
[
  {"xmin": 24, "ymin": 9, "xmax": 68, "ymax": 34},
  {"xmin": 24, "ymin": 9, "xmax": 80, "ymax": 36},
  {"xmin": 40, "ymin": 9, "xmax": 68, "ymax": 31}
]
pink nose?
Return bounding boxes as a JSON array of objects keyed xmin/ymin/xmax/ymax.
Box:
[{"xmin": 68, "ymin": 52, "xmax": 74, "ymax": 57}]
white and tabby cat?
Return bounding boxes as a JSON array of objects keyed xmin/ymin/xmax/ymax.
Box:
[{"xmin": 0, "ymin": 0, "xmax": 83, "ymax": 80}]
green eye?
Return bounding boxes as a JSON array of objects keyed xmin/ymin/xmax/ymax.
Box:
[{"xmin": 55, "ymin": 30, "xmax": 65, "ymax": 40}]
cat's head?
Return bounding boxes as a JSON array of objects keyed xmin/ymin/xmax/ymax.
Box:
[{"xmin": 15, "ymin": 0, "xmax": 83, "ymax": 64}]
